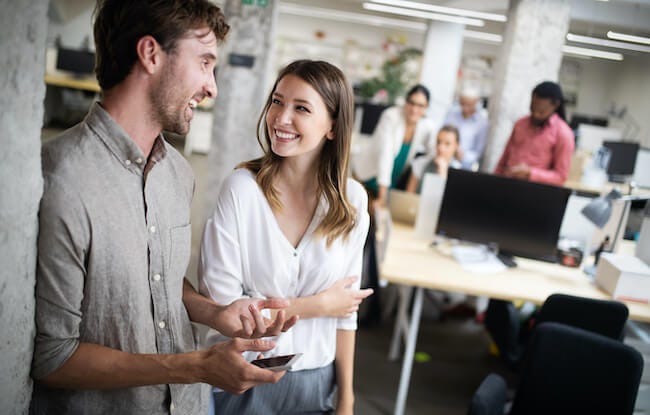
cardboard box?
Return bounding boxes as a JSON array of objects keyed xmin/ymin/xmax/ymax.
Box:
[{"xmin": 595, "ymin": 253, "xmax": 650, "ymax": 303}]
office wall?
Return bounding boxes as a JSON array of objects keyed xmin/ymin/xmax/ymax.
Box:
[
  {"xmin": 568, "ymin": 54, "xmax": 650, "ymax": 148},
  {"xmin": 0, "ymin": 1, "xmax": 48, "ymax": 413},
  {"xmin": 47, "ymin": 0, "xmax": 94, "ymax": 49}
]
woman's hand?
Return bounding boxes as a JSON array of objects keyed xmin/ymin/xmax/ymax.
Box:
[
  {"xmin": 212, "ymin": 298, "xmax": 298, "ymax": 338},
  {"xmin": 318, "ymin": 276, "xmax": 373, "ymax": 318}
]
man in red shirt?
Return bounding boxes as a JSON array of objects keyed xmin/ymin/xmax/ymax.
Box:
[{"xmin": 495, "ymin": 81, "xmax": 575, "ymax": 185}]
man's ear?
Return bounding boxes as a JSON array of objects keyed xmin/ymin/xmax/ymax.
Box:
[{"xmin": 136, "ymin": 35, "xmax": 163, "ymax": 75}]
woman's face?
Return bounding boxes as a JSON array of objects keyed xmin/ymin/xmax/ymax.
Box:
[
  {"xmin": 265, "ymin": 74, "xmax": 334, "ymax": 161},
  {"xmin": 403, "ymin": 91, "xmax": 428, "ymax": 124},
  {"xmin": 435, "ymin": 130, "xmax": 459, "ymax": 161}
]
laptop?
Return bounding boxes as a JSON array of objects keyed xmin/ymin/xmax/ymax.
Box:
[{"xmin": 387, "ymin": 189, "xmax": 420, "ymax": 225}]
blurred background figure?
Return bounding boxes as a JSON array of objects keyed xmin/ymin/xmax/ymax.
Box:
[
  {"xmin": 407, "ymin": 125, "xmax": 461, "ymax": 194},
  {"xmin": 359, "ymin": 84, "xmax": 436, "ymax": 207},
  {"xmin": 495, "ymin": 81, "xmax": 575, "ymax": 186},
  {"xmin": 443, "ymin": 85, "xmax": 488, "ymax": 171}
]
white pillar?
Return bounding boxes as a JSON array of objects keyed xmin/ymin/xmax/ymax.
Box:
[
  {"xmin": 0, "ymin": 0, "xmax": 48, "ymax": 412},
  {"xmin": 206, "ymin": 0, "xmax": 279, "ymax": 214},
  {"xmin": 482, "ymin": 0, "xmax": 570, "ymax": 172},
  {"xmin": 419, "ymin": 21, "xmax": 465, "ymax": 129}
]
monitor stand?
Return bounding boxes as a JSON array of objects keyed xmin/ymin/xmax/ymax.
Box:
[{"xmin": 497, "ymin": 252, "xmax": 517, "ymax": 268}]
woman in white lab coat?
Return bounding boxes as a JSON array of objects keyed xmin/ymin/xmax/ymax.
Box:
[{"xmin": 357, "ymin": 84, "xmax": 436, "ymax": 207}]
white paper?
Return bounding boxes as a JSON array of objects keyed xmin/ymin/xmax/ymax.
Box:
[{"xmin": 451, "ymin": 245, "xmax": 507, "ymax": 274}]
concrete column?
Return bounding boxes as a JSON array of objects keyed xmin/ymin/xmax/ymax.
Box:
[
  {"xmin": 419, "ymin": 21, "xmax": 465, "ymax": 129},
  {"xmin": 205, "ymin": 0, "xmax": 279, "ymax": 214},
  {"xmin": 482, "ymin": 0, "xmax": 570, "ymax": 172},
  {"xmin": 0, "ymin": 0, "xmax": 48, "ymax": 413}
]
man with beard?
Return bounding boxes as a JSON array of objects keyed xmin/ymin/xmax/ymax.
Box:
[
  {"xmin": 31, "ymin": 1, "xmax": 296, "ymax": 414},
  {"xmin": 495, "ymin": 81, "xmax": 575, "ymax": 185}
]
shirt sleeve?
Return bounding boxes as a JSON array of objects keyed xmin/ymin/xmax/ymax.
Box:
[
  {"xmin": 337, "ymin": 183, "xmax": 370, "ymax": 330},
  {"xmin": 494, "ymin": 128, "xmax": 515, "ymax": 175},
  {"xmin": 32, "ymin": 177, "xmax": 88, "ymax": 379},
  {"xmin": 529, "ymin": 125, "xmax": 575, "ymax": 185},
  {"xmin": 464, "ymin": 118, "xmax": 489, "ymax": 168},
  {"xmin": 199, "ymin": 179, "xmax": 248, "ymax": 306},
  {"xmin": 375, "ymin": 108, "xmax": 398, "ymax": 187}
]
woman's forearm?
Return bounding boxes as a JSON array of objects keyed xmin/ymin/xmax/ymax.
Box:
[{"xmin": 335, "ymin": 329, "xmax": 356, "ymax": 411}]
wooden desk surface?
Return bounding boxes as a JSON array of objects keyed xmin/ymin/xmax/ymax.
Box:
[
  {"xmin": 381, "ymin": 223, "xmax": 650, "ymax": 322},
  {"xmin": 565, "ymin": 179, "xmax": 650, "ymax": 197},
  {"xmin": 45, "ymin": 72, "xmax": 100, "ymax": 93}
]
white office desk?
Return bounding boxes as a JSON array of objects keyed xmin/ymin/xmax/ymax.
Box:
[{"xmin": 381, "ymin": 223, "xmax": 650, "ymax": 415}]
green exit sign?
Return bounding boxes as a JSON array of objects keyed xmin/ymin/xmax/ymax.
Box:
[
  {"xmin": 241, "ymin": 0, "xmax": 253, "ymax": 4},
  {"xmin": 257, "ymin": 0, "xmax": 268, "ymax": 6}
]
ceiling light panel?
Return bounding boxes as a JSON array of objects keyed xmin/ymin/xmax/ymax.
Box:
[
  {"xmin": 562, "ymin": 45, "xmax": 624, "ymax": 61},
  {"xmin": 370, "ymin": 0, "xmax": 507, "ymax": 22},
  {"xmin": 567, "ymin": 33, "xmax": 650, "ymax": 53},
  {"xmin": 362, "ymin": 3, "xmax": 485, "ymax": 27},
  {"xmin": 607, "ymin": 31, "xmax": 650, "ymax": 45}
]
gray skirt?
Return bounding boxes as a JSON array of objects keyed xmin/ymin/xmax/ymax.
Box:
[{"xmin": 210, "ymin": 364, "xmax": 336, "ymax": 415}]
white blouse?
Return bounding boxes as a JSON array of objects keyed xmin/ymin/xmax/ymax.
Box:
[{"xmin": 199, "ymin": 168, "xmax": 370, "ymax": 371}]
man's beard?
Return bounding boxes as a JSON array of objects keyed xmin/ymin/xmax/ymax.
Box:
[{"xmin": 149, "ymin": 67, "xmax": 190, "ymax": 136}]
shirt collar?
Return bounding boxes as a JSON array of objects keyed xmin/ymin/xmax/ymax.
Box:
[{"xmin": 84, "ymin": 102, "xmax": 167, "ymax": 173}]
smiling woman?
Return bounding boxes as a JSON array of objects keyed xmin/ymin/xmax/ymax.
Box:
[{"xmin": 200, "ymin": 59, "xmax": 373, "ymax": 414}]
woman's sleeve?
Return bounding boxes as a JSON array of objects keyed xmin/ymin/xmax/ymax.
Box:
[
  {"xmin": 198, "ymin": 177, "xmax": 247, "ymax": 305},
  {"xmin": 375, "ymin": 108, "xmax": 398, "ymax": 187},
  {"xmin": 337, "ymin": 183, "xmax": 370, "ymax": 330}
]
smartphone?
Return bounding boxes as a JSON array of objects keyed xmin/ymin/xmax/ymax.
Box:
[{"xmin": 251, "ymin": 353, "xmax": 302, "ymax": 372}]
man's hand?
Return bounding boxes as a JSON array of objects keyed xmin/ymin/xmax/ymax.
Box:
[
  {"xmin": 213, "ymin": 298, "xmax": 298, "ymax": 338},
  {"xmin": 319, "ymin": 276, "xmax": 373, "ymax": 319},
  {"xmin": 197, "ymin": 338, "xmax": 284, "ymax": 394},
  {"xmin": 506, "ymin": 163, "xmax": 531, "ymax": 180}
]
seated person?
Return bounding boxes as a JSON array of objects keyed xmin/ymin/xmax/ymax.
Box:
[
  {"xmin": 406, "ymin": 125, "xmax": 461, "ymax": 194},
  {"xmin": 444, "ymin": 87, "xmax": 489, "ymax": 170},
  {"xmin": 494, "ymin": 81, "xmax": 574, "ymax": 186},
  {"xmin": 357, "ymin": 84, "xmax": 436, "ymax": 206}
]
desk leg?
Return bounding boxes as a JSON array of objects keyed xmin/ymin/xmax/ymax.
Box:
[
  {"xmin": 627, "ymin": 321, "xmax": 650, "ymax": 343},
  {"xmin": 393, "ymin": 286, "xmax": 423, "ymax": 415},
  {"xmin": 389, "ymin": 285, "xmax": 412, "ymax": 361}
]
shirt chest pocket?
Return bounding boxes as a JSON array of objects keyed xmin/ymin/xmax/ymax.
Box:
[{"xmin": 167, "ymin": 224, "xmax": 191, "ymax": 283}]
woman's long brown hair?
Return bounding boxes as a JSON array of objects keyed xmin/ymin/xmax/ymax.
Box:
[{"xmin": 239, "ymin": 60, "xmax": 356, "ymax": 246}]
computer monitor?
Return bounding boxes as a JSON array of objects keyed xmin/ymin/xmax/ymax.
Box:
[
  {"xmin": 603, "ymin": 141, "xmax": 639, "ymax": 182},
  {"xmin": 436, "ymin": 169, "xmax": 571, "ymax": 263},
  {"xmin": 56, "ymin": 48, "xmax": 95, "ymax": 76}
]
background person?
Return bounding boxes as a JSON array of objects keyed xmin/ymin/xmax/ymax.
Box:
[
  {"xmin": 200, "ymin": 60, "xmax": 372, "ymax": 414},
  {"xmin": 358, "ymin": 84, "xmax": 436, "ymax": 207},
  {"xmin": 443, "ymin": 87, "xmax": 489, "ymax": 170},
  {"xmin": 495, "ymin": 81, "xmax": 575, "ymax": 185},
  {"xmin": 31, "ymin": 2, "xmax": 295, "ymax": 414},
  {"xmin": 406, "ymin": 124, "xmax": 462, "ymax": 194}
]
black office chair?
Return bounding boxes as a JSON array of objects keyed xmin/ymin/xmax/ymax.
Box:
[
  {"xmin": 468, "ymin": 322, "xmax": 644, "ymax": 415},
  {"xmin": 484, "ymin": 293, "xmax": 630, "ymax": 368}
]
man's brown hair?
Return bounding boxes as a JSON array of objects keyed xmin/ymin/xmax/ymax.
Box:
[{"xmin": 93, "ymin": 0, "xmax": 229, "ymax": 91}]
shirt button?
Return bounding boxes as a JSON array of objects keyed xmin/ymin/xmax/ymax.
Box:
[
  {"xmin": 125, "ymin": 159, "xmax": 132, "ymax": 166},
  {"xmin": 135, "ymin": 157, "xmax": 143, "ymax": 164},
  {"xmin": 149, "ymin": 225, "xmax": 156, "ymax": 234},
  {"xmin": 153, "ymin": 273, "xmax": 161, "ymax": 281},
  {"xmin": 158, "ymin": 321, "xmax": 166, "ymax": 329},
  {"xmin": 170, "ymin": 402, "xmax": 175, "ymax": 412},
  {"xmin": 293, "ymin": 252, "xmax": 298, "ymax": 257}
]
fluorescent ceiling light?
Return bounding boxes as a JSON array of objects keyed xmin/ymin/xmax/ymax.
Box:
[
  {"xmin": 279, "ymin": 3, "xmax": 426, "ymax": 32},
  {"xmin": 607, "ymin": 31, "xmax": 650, "ymax": 45},
  {"xmin": 370, "ymin": 0, "xmax": 506, "ymax": 22},
  {"xmin": 362, "ymin": 3, "xmax": 485, "ymax": 27},
  {"xmin": 567, "ymin": 33, "xmax": 650, "ymax": 53},
  {"xmin": 562, "ymin": 45, "xmax": 623, "ymax": 61},
  {"xmin": 463, "ymin": 30, "xmax": 502, "ymax": 43}
]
